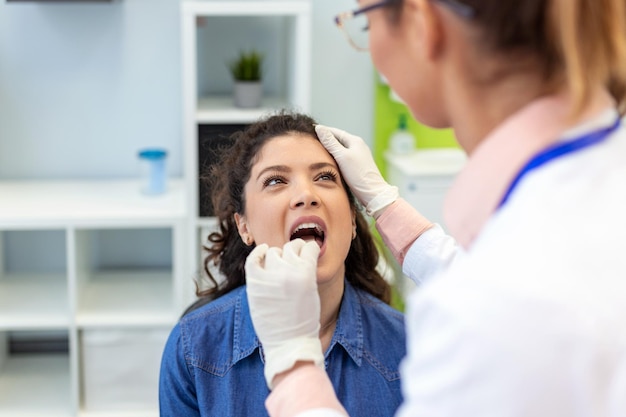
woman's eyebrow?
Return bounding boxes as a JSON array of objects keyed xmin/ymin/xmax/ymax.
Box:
[
  {"xmin": 310, "ymin": 162, "xmax": 338, "ymax": 171},
  {"xmin": 255, "ymin": 165, "xmax": 290, "ymax": 181}
]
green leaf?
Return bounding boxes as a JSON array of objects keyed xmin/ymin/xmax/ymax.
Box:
[{"xmin": 227, "ymin": 49, "xmax": 264, "ymax": 81}]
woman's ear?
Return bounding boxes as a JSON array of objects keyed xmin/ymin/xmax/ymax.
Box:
[
  {"xmin": 404, "ymin": 0, "xmax": 445, "ymax": 60},
  {"xmin": 234, "ymin": 213, "xmax": 254, "ymax": 246},
  {"xmin": 351, "ymin": 211, "xmax": 357, "ymax": 240}
]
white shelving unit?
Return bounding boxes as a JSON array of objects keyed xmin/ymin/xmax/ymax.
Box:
[
  {"xmin": 0, "ymin": 179, "xmax": 187, "ymax": 417},
  {"xmin": 181, "ymin": 0, "xmax": 312, "ymax": 283}
]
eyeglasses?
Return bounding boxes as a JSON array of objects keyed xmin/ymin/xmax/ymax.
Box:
[{"xmin": 334, "ymin": 0, "xmax": 476, "ymax": 52}]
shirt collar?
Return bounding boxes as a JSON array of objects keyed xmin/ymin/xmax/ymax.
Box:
[
  {"xmin": 328, "ymin": 279, "xmax": 364, "ymax": 366},
  {"xmin": 233, "ymin": 288, "xmax": 262, "ymax": 364},
  {"xmin": 444, "ymin": 88, "xmax": 616, "ymax": 250},
  {"xmin": 234, "ymin": 280, "xmax": 365, "ymax": 367}
]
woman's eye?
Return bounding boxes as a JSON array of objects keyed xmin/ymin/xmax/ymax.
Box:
[
  {"xmin": 317, "ymin": 170, "xmax": 338, "ymax": 182},
  {"xmin": 263, "ymin": 175, "xmax": 286, "ymax": 187}
]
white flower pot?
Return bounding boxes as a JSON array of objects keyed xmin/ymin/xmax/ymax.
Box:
[{"xmin": 233, "ymin": 81, "xmax": 262, "ymax": 108}]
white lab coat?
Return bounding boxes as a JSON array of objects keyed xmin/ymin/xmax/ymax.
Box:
[{"xmin": 395, "ymin": 116, "xmax": 626, "ymax": 417}]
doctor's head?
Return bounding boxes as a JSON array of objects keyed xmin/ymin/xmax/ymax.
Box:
[
  {"xmin": 344, "ymin": 0, "xmax": 626, "ymax": 129},
  {"xmin": 199, "ymin": 111, "xmax": 390, "ymax": 303}
]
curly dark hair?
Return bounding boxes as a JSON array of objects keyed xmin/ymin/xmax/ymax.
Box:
[{"xmin": 186, "ymin": 111, "xmax": 390, "ymax": 314}]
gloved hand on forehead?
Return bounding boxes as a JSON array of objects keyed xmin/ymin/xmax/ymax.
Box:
[
  {"xmin": 245, "ymin": 239, "xmax": 324, "ymax": 390},
  {"xmin": 316, "ymin": 125, "xmax": 399, "ymax": 218}
]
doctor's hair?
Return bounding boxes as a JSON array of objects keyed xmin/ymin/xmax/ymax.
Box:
[
  {"xmin": 474, "ymin": 0, "xmax": 625, "ymax": 115},
  {"xmin": 186, "ymin": 111, "xmax": 391, "ymax": 313},
  {"xmin": 389, "ymin": 0, "xmax": 626, "ymax": 114}
]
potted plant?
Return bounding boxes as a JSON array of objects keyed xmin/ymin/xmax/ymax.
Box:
[{"xmin": 228, "ymin": 49, "xmax": 264, "ymax": 108}]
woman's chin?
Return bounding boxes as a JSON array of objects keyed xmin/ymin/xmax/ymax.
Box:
[{"xmin": 315, "ymin": 266, "xmax": 345, "ymax": 288}]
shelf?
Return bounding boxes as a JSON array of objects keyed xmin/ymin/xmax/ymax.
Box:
[
  {"xmin": 196, "ymin": 95, "xmax": 292, "ymax": 124},
  {"xmin": 0, "ymin": 178, "xmax": 186, "ymax": 416},
  {"xmin": 0, "ymin": 179, "xmax": 187, "ymax": 229},
  {"xmin": 182, "ymin": 0, "xmax": 311, "ymax": 16},
  {"xmin": 76, "ymin": 270, "xmax": 176, "ymax": 327},
  {"xmin": 0, "ymin": 273, "xmax": 70, "ymax": 330},
  {"xmin": 0, "ymin": 353, "xmax": 71, "ymax": 417}
]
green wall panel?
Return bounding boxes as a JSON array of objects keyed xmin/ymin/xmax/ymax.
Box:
[{"xmin": 374, "ymin": 73, "xmax": 459, "ymax": 177}]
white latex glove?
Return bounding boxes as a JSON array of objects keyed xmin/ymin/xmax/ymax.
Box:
[
  {"xmin": 316, "ymin": 124, "xmax": 399, "ymax": 218},
  {"xmin": 245, "ymin": 239, "xmax": 324, "ymax": 390}
]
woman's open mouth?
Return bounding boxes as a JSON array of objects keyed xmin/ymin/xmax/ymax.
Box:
[{"xmin": 289, "ymin": 221, "xmax": 326, "ymax": 253}]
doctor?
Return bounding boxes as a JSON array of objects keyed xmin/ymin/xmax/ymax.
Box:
[{"xmin": 245, "ymin": 0, "xmax": 626, "ymax": 416}]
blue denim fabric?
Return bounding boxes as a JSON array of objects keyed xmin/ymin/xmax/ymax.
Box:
[{"xmin": 159, "ymin": 279, "xmax": 406, "ymax": 417}]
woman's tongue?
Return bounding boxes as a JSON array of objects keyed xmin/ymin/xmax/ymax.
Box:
[{"xmin": 296, "ymin": 234, "xmax": 323, "ymax": 248}]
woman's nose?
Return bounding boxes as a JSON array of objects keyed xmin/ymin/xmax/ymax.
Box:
[{"xmin": 290, "ymin": 182, "xmax": 320, "ymax": 208}]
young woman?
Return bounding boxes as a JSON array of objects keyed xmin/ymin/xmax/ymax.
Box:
[
  {"xmin": 244, "ymin": 0, "xmax": 626, "ymax": 416},
  {"xmin": 158, "ymin": 112, "xmax": 406, "ymax": 417}
]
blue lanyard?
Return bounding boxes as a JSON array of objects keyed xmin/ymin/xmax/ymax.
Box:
[{"xmin": 498, "ymin": 117, "xmax": 621, "ymax": 208}]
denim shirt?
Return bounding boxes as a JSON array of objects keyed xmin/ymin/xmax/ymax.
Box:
[{"xmin": 159, "ymin": 279, "xmax": 406, "ymax": 417}]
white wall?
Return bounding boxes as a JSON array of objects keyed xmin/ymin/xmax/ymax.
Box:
[
  {"xmin": 0, "ymin": 0, "xmax": 374, "ymax": 180},
  {"xmin": 311, "ymin": 0, "xmax": 375, "ymax": 144}
]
